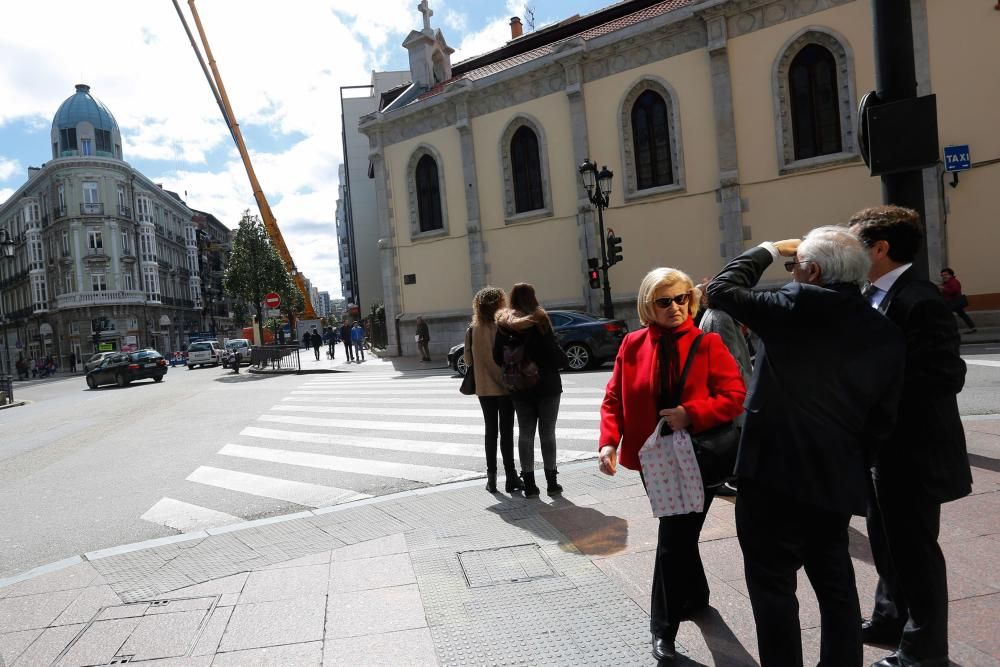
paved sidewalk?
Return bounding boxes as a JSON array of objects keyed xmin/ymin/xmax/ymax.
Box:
[{"xmin": 1, "ymin": 458, "xmax": 998, "ymax": 666}]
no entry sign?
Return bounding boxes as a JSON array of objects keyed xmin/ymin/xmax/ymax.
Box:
[{"xmin": 264, "ymin": 292, "xmax": 281, "ymax": 309}]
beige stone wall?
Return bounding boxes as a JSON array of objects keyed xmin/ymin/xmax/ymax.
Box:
[{"xmin": 927, "ymin": 2, "xmax": 1000, "ymax": 301}]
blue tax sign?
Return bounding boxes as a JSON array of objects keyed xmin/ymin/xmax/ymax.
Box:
[{"xmin": 944, "ymin": 145, "xmax": 971, "ymax": 172}]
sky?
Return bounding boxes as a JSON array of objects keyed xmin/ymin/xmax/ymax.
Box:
[{"xmin": 0, "ymin": 0, "xmax": 612, "ymax": 301}]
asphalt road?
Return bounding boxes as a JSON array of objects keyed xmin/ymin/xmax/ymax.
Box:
[{"xmin": 1, "ymin": 343, "xmax": 998, "ymax": 580}]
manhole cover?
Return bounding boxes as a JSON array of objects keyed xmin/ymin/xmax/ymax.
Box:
[{"xmin": 458, "ymin": 543, "xmax": 556, "ymax": 588}]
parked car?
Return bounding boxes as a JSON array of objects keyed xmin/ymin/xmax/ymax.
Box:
[
  {"xmin": 86, "ymin": 350, "xmax": 168, "ymax": 389},
  {"xmin": 186, "ymin": 340, "xmax": 225, "ymax": 368},
  {"xmin": 222, "ymin": 338, "xmax": 251, "ymax": 367},
  {"xmin": 83, "ymin": 351, "xmax": 116, "ymax": 373},
  {"xmin": 448, "ymin": 310, "xmax": 628, "ymax": 375}
]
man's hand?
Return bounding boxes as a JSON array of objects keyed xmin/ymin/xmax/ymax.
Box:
[
  {"xmin": 599, "ymin": 446, "xmax": 618, "ymax": 476},
  {"xmin": 773, "ymin": 239, "xmax": 802, "ymax": 257}
]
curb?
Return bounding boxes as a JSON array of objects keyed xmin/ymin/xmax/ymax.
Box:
[
  {"xmin": 0, "ymin": 458, "xmax": 599, "ymax": 591},
  {"xmin": 0, "ymin": 400, "xmax": 27, "ymax": 410}
]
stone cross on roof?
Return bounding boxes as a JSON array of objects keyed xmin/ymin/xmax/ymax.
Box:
[{"xmin": 418, "ymin": 0, "xmax": 433, "ymax": 31}]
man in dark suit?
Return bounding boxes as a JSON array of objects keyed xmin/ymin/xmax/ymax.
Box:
[
  {"xmin": 708, "ymin": 226, "xmax": 905, "ymax": 667},
  {"xmin": 850, "ymin": 206, "xmax": 971, "ymax": 667}
]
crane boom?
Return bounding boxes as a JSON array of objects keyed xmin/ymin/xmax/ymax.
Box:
[{"xmin": 177, "ymin": 0, "xmax": 316, "ymax": 319}]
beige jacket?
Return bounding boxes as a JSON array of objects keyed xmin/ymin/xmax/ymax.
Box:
[{"xmin": 464, "ymin": 322, "xmax": 507, "ymax": 397}]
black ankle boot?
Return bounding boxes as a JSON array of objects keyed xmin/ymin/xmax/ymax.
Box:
[
  {"xmin": 504, "ymin": 468, "xmax": 523, "ymax": 493},
  {"xmin": 544, "ymin": 469, "xmax": 562, "ymax": 495},
  {"xmin": 521, "ymin": 471, "xmax": 540, "ymax": 498},
  {"xmin": 486, "ymin": 470, "xmax": 497, "ymax": 493}
]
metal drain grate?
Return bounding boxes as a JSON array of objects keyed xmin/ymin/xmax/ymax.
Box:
[{"xmin": 458, "ymin": 543, "xmax": 556, "ymax": 588}]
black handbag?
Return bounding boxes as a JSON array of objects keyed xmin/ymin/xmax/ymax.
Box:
[
  {"xmin": 459, "ymin": 326, "xmax": 476, "ymax": 395},
  {"xmin": 675, "ymin": 334, "xmax": 740, "ymax": 488}
]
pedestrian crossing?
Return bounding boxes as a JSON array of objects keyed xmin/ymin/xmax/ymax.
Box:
[{"xmin": 140, "ymin": 368, "xmax": 606, "ymax": 534}]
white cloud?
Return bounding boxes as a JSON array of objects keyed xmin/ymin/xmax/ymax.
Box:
[
  {"xmin": 451, "ymin": 0, "xmax": 532, "ymax": 63},
  {"xmin": 443, "ymin": 10, "xmax": 467, "ymax": 32},
  {"xmin": 0, "ymin": 187, "xmax": 14, "ymax": 203},
  {"xmin": 0, "ymin": 157, "xmax": 20, "ymax": 182}
]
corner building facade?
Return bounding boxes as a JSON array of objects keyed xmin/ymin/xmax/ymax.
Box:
[
  {"xmin": 0, "ymin": 85, "xmax": 230, "ymax": 371},
  {"xmin": 360, "ymin": 0, "xmax": 1000, "ymax": 357}
]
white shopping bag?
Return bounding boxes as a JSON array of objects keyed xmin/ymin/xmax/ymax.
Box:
[{"xmin": 638, "ymin": 418, "xmax": 705, "ymax": 518}]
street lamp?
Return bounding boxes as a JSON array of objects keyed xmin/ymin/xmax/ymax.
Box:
[
  {"xmin": 579, "ymin": 159, "xmax": 615, "ymax": 319},
  {"xmin": 1, "ymin": 228, "xmax": 16, "ymax": 380}
]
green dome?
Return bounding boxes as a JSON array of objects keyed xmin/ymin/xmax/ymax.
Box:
[{"xmin": 52, "ymin": 84, "xmax": 119, "ymax": 134}]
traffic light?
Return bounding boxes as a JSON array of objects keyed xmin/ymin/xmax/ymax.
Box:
[
  {"xmin": 606, "ymin": 230, "xmax": 623, "ymax": 266},
  {"xmin": 587, "ymin": 257, "xmax": 601, "ymax": 289}
]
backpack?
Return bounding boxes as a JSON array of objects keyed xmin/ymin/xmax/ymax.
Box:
[{"xmin": 501, "ymin": 331, "xmax": 540, "ymax": 392}]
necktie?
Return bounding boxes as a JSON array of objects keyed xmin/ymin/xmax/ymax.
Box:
[{"xmin": 861, "ymin": 282, "xmax": 879, "ymax": 304}]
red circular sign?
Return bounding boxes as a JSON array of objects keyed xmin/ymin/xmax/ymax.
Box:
[{"xmin": 264, "ymin": 292, "xmax": 281, "ymax": 308}]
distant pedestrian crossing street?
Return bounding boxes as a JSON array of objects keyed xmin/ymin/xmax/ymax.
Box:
[{"xmin": 140, "ymin": 368, "xmax": 604, "ymax": 533}]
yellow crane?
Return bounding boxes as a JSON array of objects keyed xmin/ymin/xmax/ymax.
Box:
[{"xmin": 172, "ymin": 0, "xmax": 317, "ymax": 320}]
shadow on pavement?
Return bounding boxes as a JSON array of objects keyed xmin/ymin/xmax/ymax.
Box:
[
  {"xmin": 683, "ymin": 607, "xmax": 758, "ymax": 667},
  {"xmin": 214, "ymin": 373, "xmax": 275, "ymax": 384},
  {"xmin": 488, "ymin": 495, "xmax": 630, "ymax": 557}
]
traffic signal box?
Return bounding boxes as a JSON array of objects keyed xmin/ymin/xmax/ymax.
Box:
[
  {"xmin": 606, "ymin": 231, "xmax": 623, "ymax": 266},
  {"xmin": 587, "ymin": 257, "xmax": 601, "ymax": 289}
]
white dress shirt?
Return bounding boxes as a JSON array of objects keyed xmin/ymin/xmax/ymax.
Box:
[{"xmin": 868, "ymin": 263, "xmax": 912, "ymax": 309}]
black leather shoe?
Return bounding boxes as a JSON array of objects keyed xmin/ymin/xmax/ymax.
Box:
[
  {"xmin": 862, "ymin": 619, "xmax": 903, "ymax": 647},
  {"xmin": 870, "ymin": 651, "xmax": 949, "ymax": 667},
  {"xmin": 652, "ymin": 637, "xmax": 676, "ymax": 662}
]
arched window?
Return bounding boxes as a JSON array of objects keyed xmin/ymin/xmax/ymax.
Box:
[
  {"xmin": 415, "ymin": 154, "xmax": 443, "ymax": 233},
  {"xmin": 789, "ymin": 44, "xmax": 842, "ymax": 160},
  {"xmin": 631, "ymin": 90, "xmax": 673, "ymax": 190},
  {"xmin": 510, "ymin": 126, "xmax": 544, "ymax": 213}
]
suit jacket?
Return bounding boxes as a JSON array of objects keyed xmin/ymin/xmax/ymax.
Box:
[
  {"xmin": 875, "ymin": 267, "xmax": 971, "ymax": 502},
  {"xmin": 708, "ymin": 247, "xmax": 905, "ymax": 516}
]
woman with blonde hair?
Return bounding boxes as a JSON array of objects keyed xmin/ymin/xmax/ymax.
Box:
[
  {"xmin": 599, "ymin": 267, "xmax": 745, "ymax": 663},
  {"xmin": 465, "ymin": 286, "xmax": 522, "ymax": 493},
  {"xmin": 493, "ymin": 283, "xmax": 567, "ymax": 497}
]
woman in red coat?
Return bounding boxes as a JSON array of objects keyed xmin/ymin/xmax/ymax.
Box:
[{"xmin": 599, "ymin": 267, "xmax": 745, "ymax": 664}]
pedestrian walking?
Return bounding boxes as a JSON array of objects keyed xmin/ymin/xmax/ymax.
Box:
[
  {"xmin": 492, "ymin": 283, "xmax": 567, "ymax": 497},
  {"xmin": 310, "ymin": 325, "xmax": 321, "ymax": 361},
  {"xmin": 324, "ymin": 326, "xmax": 336, "ymax": 359},
  {"xmin": 351, "ymin": 321, "xmax": 365, "ymax": 362},
  {"xmin": 707, "ymin": 227, "xmax": 905, "ymax": 667},
  {"xmin": 850, "ymin": 207, "xmax": 972, "ymax": 667},
  {"xmin": 465, "ymin": 287, "xmax": 522, "ymax": 494},
  {"xmin": 599, "ymin": 268, "xmax": 746, "ymax": 664},
  {"xmin": 938, "ymin": 267, "xmax": 977, "ymax": 332},
  {"xmin": 69, "ymin": 351, "xmax": 77, "ymax": 373},
  {"xmin": 340, "ymin": 321, "xmax": 354, "ymax": 362},
  {"xmin": 301, "ymin": 329, "xmax": 312, "ymax": 351},
  {"xmin": 415, "ymin": 315, "xmax": 431, "ymax": 362}
]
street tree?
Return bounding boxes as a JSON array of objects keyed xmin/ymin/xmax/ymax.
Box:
[{"xmin": 223, "ymin": 211, "xmax": 296, "ymax": 325}]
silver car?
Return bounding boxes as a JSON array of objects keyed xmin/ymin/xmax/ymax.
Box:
[{"xmin": 186, "ymin": 341, "xmax": 224, "ymax": 368}]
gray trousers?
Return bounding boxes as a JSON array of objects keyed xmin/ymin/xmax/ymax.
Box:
[{"xmin": 511, "ymin": 394, "xmax": 560, "ymax": 472}]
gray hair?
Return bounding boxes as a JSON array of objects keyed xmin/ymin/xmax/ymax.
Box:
[{"xmin": 797, "ymin": 225, "xmax": 871, "ymax": 286}]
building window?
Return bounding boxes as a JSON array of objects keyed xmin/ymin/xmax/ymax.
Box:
[
  {"xmin": 60, "ymin": 128, "xmax": 77, "ymax": 153},
  {"xmin": 81, "ymin": 138, "xmax": 93, "ymax": 156},
  {"xmin": 65, "ymin": 273, "xmax": 74, "ymax": 293},
  {"xmin": 88, "ymin": 230, "xmax": 103, "ymax": 250},
  {"xmin": 91, "ymin": 273, "xmax": 107, "ymax": 292},
  {"xmin": 619, "ymin": 77, "xmax": 684, "ymax": 200},
  {"xmin": 96, "ymin": 129, "xmax": 112, "ymax": 154},
  {"xmin": 57, "ymin": 185, "xmax": 66, "ymax": 210},
  {"xmin": 405, "ymin": 145, "xmax": 449, "ymax": 238},
  {"xmin": 121, "ymin": 231, "xmax": 130, "ymax": 255},
  {"xmin": 62, "ymin": 231, "xmax": 70, "ymax": 255},
  {"xmin": 632, "ymin": 91, "xmax": 674, "ymax": 190},
  {"xmin": 789, "ymin": 44, "xmax": 842, "ymax": 160},
  {"xmin": 31, "ymin": 275, "xmax": 48, "ymax": 310},
  {"xmin": 123, "ymin": 271, "xmax": 135, "ymax": 291},
  {"xmin": 83, "ymin": 181, "xmax": 99, "ymax": 204},
  {"xmin": 774, "ymin": 28, "xmax": 857, "ymax": 172},
  {"xmin": 499, "ymin": 115, "xmax": 552, "ymax": 222}
]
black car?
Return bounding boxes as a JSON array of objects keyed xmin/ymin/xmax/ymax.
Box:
[
  {"xmin": 86, "ymin": 349, "xmax": 168, "ymax": 389},
  {"xmin": 448, "ymin": 310, "xmax": 628, "ymax": 375}
]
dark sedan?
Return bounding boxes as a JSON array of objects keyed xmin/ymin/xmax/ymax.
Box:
[
  {"xmin": 448, "ymin": 310, "xmax": 628, "ymax": 375},
  {"xmin": 86, "ymin": 349, "xmax": 168, "ymax": 389}
]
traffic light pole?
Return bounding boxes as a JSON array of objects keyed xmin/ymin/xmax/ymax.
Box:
[{"xmin": 595, "ymin": 204, "xmax": 614, "ymax": 320}]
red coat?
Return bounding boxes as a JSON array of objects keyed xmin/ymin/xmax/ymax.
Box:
[{"xmin": 599, "ymin": 318, "xmax": 746, "ymax": 471}]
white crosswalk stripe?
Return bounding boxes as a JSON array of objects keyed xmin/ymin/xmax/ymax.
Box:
[{"xmin": 139, "ymin": 368, "xmax": 604, "ymax": 534}]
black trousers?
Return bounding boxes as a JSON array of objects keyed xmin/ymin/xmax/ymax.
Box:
[
  {"xmin": 648, "ymin": 486, "xmax": 716, "ymax": 641},
  {"xmin": 736, "ymin": 481, "xmax": 862, "ymax": 667},
  {"xmin": 867, "ymin": 475, "xmax": 948, "ymax": 660},
  {"xmin": 343, "ymin": 340, "xmax": 353, "ymax": 361},
  {"xmin": 477, "ymin": 395, "xmax": 515, "ymax": 472}
]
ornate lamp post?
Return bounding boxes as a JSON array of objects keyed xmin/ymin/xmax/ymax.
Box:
[
  {"xmin": 1, "ymin": 228, "xmax": 16, "ymax": 379},
  {"xmin": 578, "ymin": 159, "xmax": 615, "ymax": 319}
]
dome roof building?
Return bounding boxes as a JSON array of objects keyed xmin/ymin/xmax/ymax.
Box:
[{"xmin": 50, "ymin": 84, "xmax": 123, "ymax": 160}]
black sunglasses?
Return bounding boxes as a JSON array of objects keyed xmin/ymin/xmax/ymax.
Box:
[
  {"xmin": 783, "ymin": 259, "xmax": 811, "ymax": 272},
  {"xmin": 651, "ymin": 293, "xmax": 691, "ymax": 308}
]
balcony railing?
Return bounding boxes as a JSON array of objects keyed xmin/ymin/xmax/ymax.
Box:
[
  {"xmin": 118, "ymin": 205, "xmax": 132, "ymax": 219},
  {"xmin": 54, "ymin": 206, "xmax": 67, "ymax": 220},
  {"xmin": 56, "ymin": 290, "xmax": 147, "ymax": 308},
  {"xmin": 80, "ymin": 202, "xmax": 104, "ymax": 215}
]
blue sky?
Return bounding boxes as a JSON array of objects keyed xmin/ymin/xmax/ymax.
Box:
[{"xmin": 0, "ymin": 0, "xmax": 612, "ymax": 299}]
